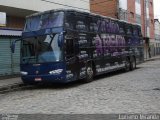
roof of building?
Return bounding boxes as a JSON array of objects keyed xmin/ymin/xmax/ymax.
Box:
[{"xmin": 0, "ymin": 28, "xmax": 22, "ymax": 36}]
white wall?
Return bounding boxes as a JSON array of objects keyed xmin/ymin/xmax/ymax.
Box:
[
  {"xmin": 0, "ymin": 12, "xmax": 6, "ymax": 26},
  {"xmin": 147, "ymin": 27, "xmax": 150, "ymax": 37},
  {"xmin": 0, "ymin": 0, "xmax": 90, "ymax": 12},
  {"xmin": 119, "ymin": 0, "xmax": 127, "ymax": 10},
  {"xmin": 135, "ymin": 2, "xmax": 141, "ymax": 15},
  {"xmin": 146, "ymin": 7, "xmax": 149, "ymax": 19},
  {"xmin": 155, "ymin": 22, "xmax": 159, "ymax": 35},
  {"xmin": 155, "ymin": 21, "xmax": 160, "ymax": 38}
]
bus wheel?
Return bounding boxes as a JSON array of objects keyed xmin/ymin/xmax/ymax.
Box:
[
  {"xmin": 125, "ymin": 58, "xmax": 130, "ymax": 72},
  {"xmin": 130, "ymin": 57, "xmax": 136, "ymax": 70},
  {"xmin": 84, "ymin": 64, "xmax": 94, "ymax": 82}
]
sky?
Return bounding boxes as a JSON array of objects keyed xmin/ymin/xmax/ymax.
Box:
[{"xmin": 154, "ymin": 0, "xmax": 160, "ymax": 20}]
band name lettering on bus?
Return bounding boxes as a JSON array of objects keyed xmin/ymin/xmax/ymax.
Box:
[
  {"xmin": 97, "ymin": 19, "xmax": 120, "ymax": 33},
  {"xmin": 94, "ymin": 34, "xmax": 125, "ymax": 56}
]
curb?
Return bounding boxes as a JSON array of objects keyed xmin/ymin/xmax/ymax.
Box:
[
  {"xmin": 0, "ymin": 75, "xmax": 20, "ymax": 81},
  {"xmin": 144, "ymin": 57, "xmax": 160, "ymax": 62},
  {"xmin": 0, "ymin": 83, "xmax": 25, "ymax": 93}
]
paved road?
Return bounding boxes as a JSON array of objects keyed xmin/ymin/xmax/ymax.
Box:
[{"xmin": 0, "ymin": 59, "xmax": 160, "ymax": 114}]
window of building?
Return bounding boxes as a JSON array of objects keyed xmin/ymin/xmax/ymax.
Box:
[
  {"xmin": 119, "ymin": 9, "xmax": 128, "ymax": 21},
  {"xmin": 130, "ymin": 12, "xmax": 134, "ymax": 19},
  {"xmin": 150, "ymin": 2, "xmax": 153, "ymax": 7},
  {"xmin": 146, "ymin": 19, "xmax": 150, "ymax": 27},
  {"xmin": 151, "ymin": 19, "xmax": 154, "ymax": 25},
  {"xmin": 136, "ymin": 0, "xmax": 140, "ymax": 4},
  {"xmin": 136, "ymin": 14, "xmax": 141, "ymax": 24},
  {"xmin": 146, "ymin": 0, "xmax": 149, "ymax": 8}
]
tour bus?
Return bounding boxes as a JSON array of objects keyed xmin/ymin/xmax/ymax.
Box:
[{"xmin": 11, "ymin": 9, "xmax": 144, "ymax": 84}]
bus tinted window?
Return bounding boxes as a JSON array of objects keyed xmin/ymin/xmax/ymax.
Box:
[
  {"xmin": 125, "ymin": 25, "xmax": 133, "ymax": 35},
  {"xmin": 25, "ymin": 16, "xmax": 41, "ymax": 32},
  {"xmin": 24, "ymin": 11, "xmax": 64, "ymax": 32},
  {"xmin": 118, "ymin": 22, "xmax": 125, "ymax": 35},
  {"xmin": 65, "ymin": 12, "xmax": 76, "ymax": 29},
  {"xmin": 41, "ymin": 12, "xmax": 64, "ymax": 29},
  {"xmin": 89, "ymin": 16, "xmax": 98, "ymax": 32}
]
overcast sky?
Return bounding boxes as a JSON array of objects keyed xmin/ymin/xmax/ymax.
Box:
[{"xmin": 154, "ymin": 0, "xmax": 160, "ymax": 20}]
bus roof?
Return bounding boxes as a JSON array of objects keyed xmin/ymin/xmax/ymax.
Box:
[{"xmin": 26, "ymin": 9, "xmax": 141, "ymax": 27}]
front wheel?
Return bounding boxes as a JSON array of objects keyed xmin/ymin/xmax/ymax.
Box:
[{"xmin": 84, "ymin": 64, "xmax": 94, "ymax": 83}]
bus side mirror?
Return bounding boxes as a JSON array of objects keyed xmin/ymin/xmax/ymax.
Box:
[
  {"xmin": 10, "ymin": 39, "xmax": 21, "ymax": 53},
  {"xmin": 11, "ymin": 40, "xmax": 16, "ymax": 53}
]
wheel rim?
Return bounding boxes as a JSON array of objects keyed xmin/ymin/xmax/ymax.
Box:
[
  {"xmin": 87, "ymin": 67, "xmax": 93, "ymax": 79},
  {"xmin": 126, "ymin": 60, "xmax": 130, "ymax": 71}
]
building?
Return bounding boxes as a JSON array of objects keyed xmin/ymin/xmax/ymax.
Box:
[
  {"xmin": 0, "ymin": 0, "xmax": 90, "ymax": 76},
  {"xmin": 154, "ymin": 19, "xmax": 160, "ymax": 55},
  {"xmin": 90, "ymin": 0, "xmax": 155, "ymax": 59}
]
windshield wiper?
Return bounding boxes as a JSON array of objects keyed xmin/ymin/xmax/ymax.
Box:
[{"xmin": 22, "ymin": 57, "xmax": 36, "ymax": 64}]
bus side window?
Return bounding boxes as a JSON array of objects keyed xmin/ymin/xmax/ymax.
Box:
[{"xmin": 65, "ymin": 38, "xmax": 74, "ymax": 58}]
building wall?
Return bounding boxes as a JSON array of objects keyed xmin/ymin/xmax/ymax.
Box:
[
  {"xmin": 149, "ymin": 0, "xmax": 154, "ymax": 39},
  {"xmin": 1, "ymin": 0, "xmax": 90, "ymax": 30},
  {"xmin": 90, "ymin": 0, "xmax": 118, "ymax": 18},
  {"xmin": 0, "ymin": 16, "xmax": 25, "ymax": 30},
  {"xmin": 0, "ymin": 36, "xmax": 21, "ymax": 76},
  {"xmin": 147, "ymin": 0, "xmax": 155, "ymax": 56},
  {"xmin": 127, "ymin": 0, "xmax": 136, "ymax": 23},
  {"xmin": 141, "ymin": 0, "xmax": 145, "ymax": 37},
  {"xmin": 155, "ymin": 20, "xmax": 160, "ymax": 37},
  {"xmin": 5, "ymin": 16, "xmax": 25, "ymax": 29},
  {"xmin": 154, "ymin": 20, "xmax": 160, "ymax": 55},
  {"xmin": 119, "ymin": 0, "xmax": 128, "ymax": 21},
  {"xmin": 135, "ymin": 0, "xmax": 141, "ymax": 25},
  {"xmin": 90, "ymin": 0, "xmax": 155, "ymax": 59},
  {"xmin": 0, "ymin": 0, "xmax": 90, "ymax": 12},
  {"xmin": 90, "ymin": 0, "xmax": 154, "ymax": 38}
]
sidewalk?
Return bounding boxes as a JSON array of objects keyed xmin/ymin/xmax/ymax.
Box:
[
  {"xmin": 144, "ymin": 55, "xmax": 160, "ymax": 62},
  {"xmin": 0, "ymin": 77, "xmax": 23, "ymax": 92}
]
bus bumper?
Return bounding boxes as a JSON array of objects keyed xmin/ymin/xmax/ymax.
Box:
[{"xmin": 21, "ymin": 74, "xmax": 67, "ymax": 84}]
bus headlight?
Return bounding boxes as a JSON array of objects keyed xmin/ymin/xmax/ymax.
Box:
[
  {"xmin": 49, "ymin": 69, "xmax": 63, "ymax": 75},
  {"xmin": 20, "ymin": 71, "xmax": 28, "ymax": 75}
]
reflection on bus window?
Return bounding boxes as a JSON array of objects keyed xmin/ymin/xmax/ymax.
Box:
[{"xmin": 22, "ymin": 34, "xmax": 63, "ymax": 63}]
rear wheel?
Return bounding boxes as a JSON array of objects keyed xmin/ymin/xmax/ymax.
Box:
[
  {"xmin": 130, "ymin": 57, "xmax": 136, "ymax": 70},
  {"xmin": 84, "ymin": 63, "xmax": 94, "ymax": 83},
  {"xmin": 125, "ymin": 58, "xmax": 130, "ymax": 72}
]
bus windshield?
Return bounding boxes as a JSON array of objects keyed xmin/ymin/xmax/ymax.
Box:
[
  {"xmin": 21, "ymin": 34, "xmax": 63, "ymax": 64},
  {"xmin": 24, "ymin": 11, "xmax": 64, "ymax": 32}
]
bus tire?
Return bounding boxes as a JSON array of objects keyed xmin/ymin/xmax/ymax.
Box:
[
  {"xmin": 125, "ymin": 58, "xmax": 130, "ymax": 72},
  {"xmin": 84, "ymin": 63, "xmax": 94, "ymax": 83},
  {"xmin": 130, "ymin": 57, "xmax": 136, "ymax": 70}
]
